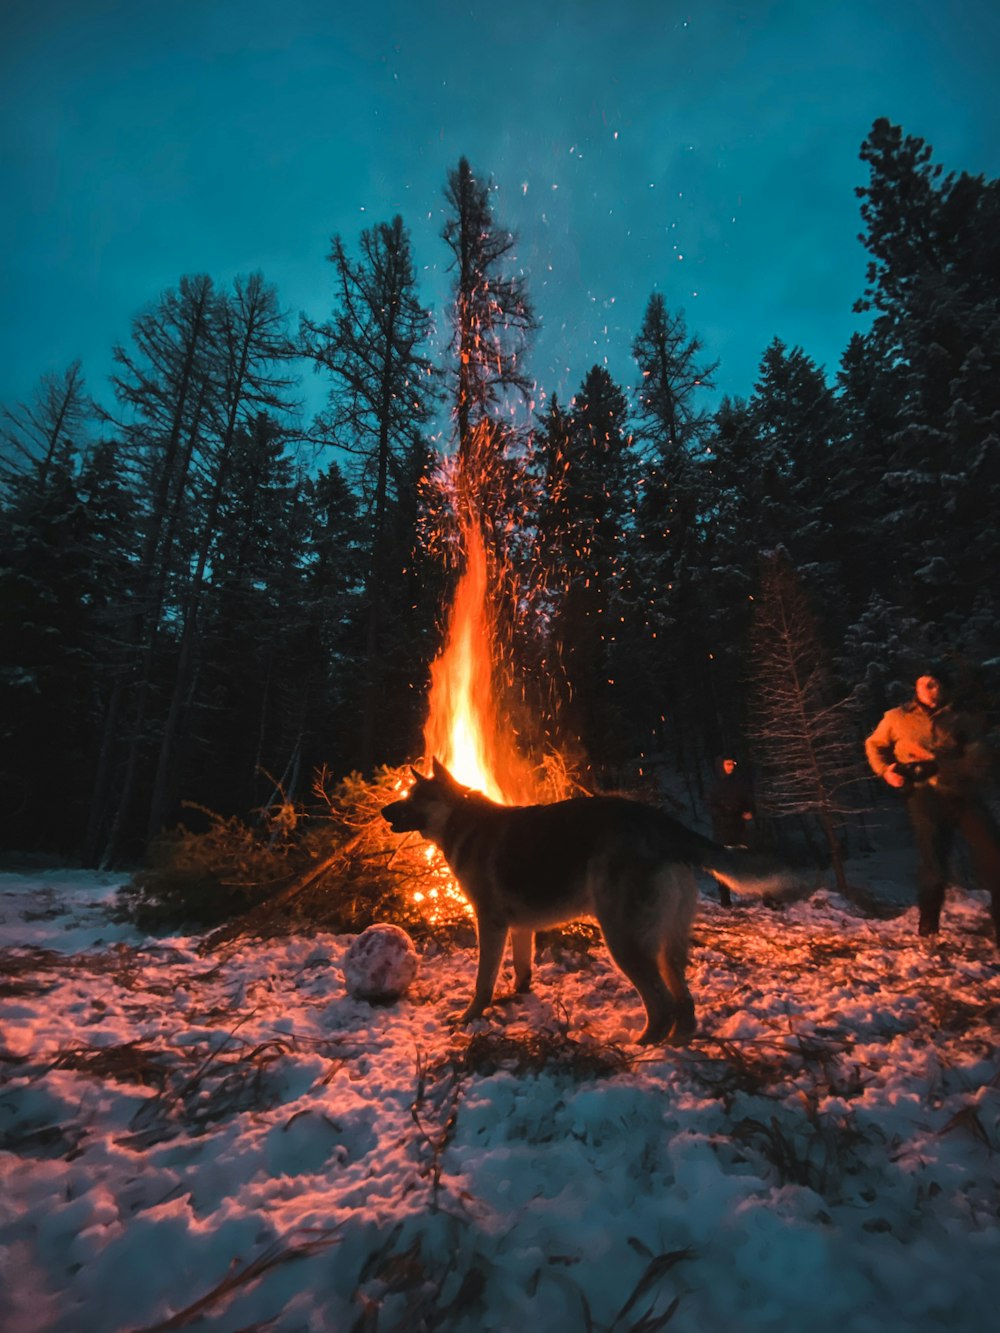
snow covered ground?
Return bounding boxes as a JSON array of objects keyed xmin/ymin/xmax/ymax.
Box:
[{"xmin": 1, "ymin": 853, "xmax": 998, "ymax": 1332}]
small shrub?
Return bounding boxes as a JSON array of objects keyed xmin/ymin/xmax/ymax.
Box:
[{"xmin": 119, "ymin": 810, "xmax": 303, "ymax": 930}]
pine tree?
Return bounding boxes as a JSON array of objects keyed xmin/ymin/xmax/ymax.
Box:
[
  {"xmin": 690, "ymin": 395, "xmax": 762, "ymax": 759},
  {"xmin": 540, "ymin": 366, "xmax": 637, "ymax": 772},
  {"xmin": 89, "ymin": 274, "xmax": 218, "ymax": 862},
  {"xmin": 0, "ymin": 360, "xmax": 91, "ymax": 488},
  {"xmin": 441, "ymin": 156, "xmax": 536, "ymax": 483},
  {"xmin": 630, "ymin": 294, "xmax": 718, "ymax": 779},
  {"xmin": 748, "ymin": 339, "xmax": 844, "ymax": 578},
  {"xmin": 854, "ymin": 118, "xmax": 1000, "ymax": 627},
  {"xmin": 748, "ymin": 551, "xmax": 863, "ymax": 892},
  {"xmin": 834, "ymin": 330, "xmax": 906, "ymax": 610},
  {"xmin": 0, "ymin": 435, "xmax": 130, "ymax": 851},
  {"xmin": 298, "ymin": 460, "xmax": 370, "ymax": 771},
  {"xmin": 521, "ymin": 396, "xmax": 573, "ymax": 733},
  {"xmin": 689, "ymin": 342, "xmax": 844, "ymax": 771},
  {"xmin": 431, "ymin": 157, "xmax": 540, "ymax": 780},
  {"xmin": 632, "ymin": 293, "xmax": 717, "ymax": 457},
  {"xmin": 185, "ymin": 418, "xmax": 322, "ymax": 818},
  {"xmin": 302, "ymin": 215, "xmax": 437, "ymax": 773},
  {"xmin": 144, "ymin": 274, "xmax": 297, "ymax": 843}
]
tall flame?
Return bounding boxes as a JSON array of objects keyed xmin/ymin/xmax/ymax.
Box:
[{"xmin": 423, "ymin": 512, "xmax": 535, "ymax": 806}]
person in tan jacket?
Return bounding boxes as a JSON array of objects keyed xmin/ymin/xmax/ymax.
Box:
[{"xmin": 865, "ymin": 670, "xmax": 999, "ymax": 945}]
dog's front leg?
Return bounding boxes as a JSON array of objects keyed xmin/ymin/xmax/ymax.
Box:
[
  {"xmin": 511, "ymin": 927, "xmax": 534, "ymax": 993},
  {"xmin": 460, "ymin": 920, "xmax": 508, "ymax": 1022}
]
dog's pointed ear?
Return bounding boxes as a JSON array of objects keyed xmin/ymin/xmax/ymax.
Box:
[
  {"xmin": 432, "ymin": 757, "xmax": 457, "ymax": 787},
  {"xmin": 409, "ymin": 764, "xmax": 425, "ymax": 784}
]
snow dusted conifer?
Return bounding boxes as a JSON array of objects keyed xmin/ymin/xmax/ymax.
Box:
[
  {"xmin": 854, "ymin": 118, "xmax": 1000, "ymax": 627},
  {"xmin": 748, "ymin": 550, "xmax": 864, "ymax": 893},
  {"xmin": 834, "ymin": 591, "xmax": 933, "ymax": 721}
]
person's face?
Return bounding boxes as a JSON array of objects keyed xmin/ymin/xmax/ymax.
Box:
[
  {"xmin": 722, "ymin": 758, "xmax": 737, "ymax": 776},
  {"xmin": 915, "ymin": 675, "xmax": 942, "ymax": 708}
]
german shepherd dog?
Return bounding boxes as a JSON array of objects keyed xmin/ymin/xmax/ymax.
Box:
[{"xmin": 382, "ymin": 760, "xmax": 807, "ymax": 1044}]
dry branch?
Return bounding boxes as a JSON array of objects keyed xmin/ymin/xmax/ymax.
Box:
[{"xmin": 138, "ymin": 1227, "xmax": 343, "ymax": 1331}]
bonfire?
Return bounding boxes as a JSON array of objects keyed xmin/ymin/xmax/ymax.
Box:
[{"xmin": 126, "ymin": 417, "xmax": 575, "ymax": 941}]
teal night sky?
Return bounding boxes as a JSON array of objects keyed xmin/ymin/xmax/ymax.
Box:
[{"xmin": 3, "ymin": 0, "xmax": 999, "ymax": 416}]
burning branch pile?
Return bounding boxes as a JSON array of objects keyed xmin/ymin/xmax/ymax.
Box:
[
  {"xmin": 121, "ymin": 765, "xmax": 477, "ymax": 941},
  {"xmin": 122, "ymin": 745, "xmax": 578, "ymax": 945}
]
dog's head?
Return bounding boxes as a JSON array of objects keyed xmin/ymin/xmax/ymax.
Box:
[{"xmin": 381, "ymin": 759, "xmax": 468, "ymax": 841}]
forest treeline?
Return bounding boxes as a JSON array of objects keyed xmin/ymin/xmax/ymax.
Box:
[{"xmin": 2, "ymin": 118, "xmax": 998, "ymax": 864}]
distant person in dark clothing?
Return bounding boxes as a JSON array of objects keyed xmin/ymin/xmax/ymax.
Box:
[
  {"xmin": 708, "ymin": 756, "xmax": 756, "ymax": 906},
  {"xmin": 865, "ymin": 669, "xmax": 1000, "ymax": 947}
]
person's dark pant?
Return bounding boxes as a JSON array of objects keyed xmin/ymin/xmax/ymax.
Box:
[
  {"xmin": 711, "ymin": 818, "xmax": 748, "ymax": 907},
  {"xmin": 906, "ymin": 784, "xmax": 1000, "ymax": 943}
]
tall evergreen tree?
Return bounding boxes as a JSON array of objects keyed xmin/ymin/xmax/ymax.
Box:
[
  {"xmin": 89, "ymin": 274, "xmax": 218, "ymax": 862},
  {"xmin": 144, "ymin": 273, "xmax": 297, "ymax": 843},
  {"xmin": 632, "ymin": 294, "xmax": 717, "ymax": 458},
  {"xmin": 0, "ymin": 370, "xmax": 141, "ymax": 853},
  {"xmin": 538, "ymin": 366, "xmax": 637, "ymax": 771},
  {"xmin": 298, "ymin": 460, "xmax": 369, "ymax": 772},
  {"xmin": 302, "ymin": 215, "xmax": 437, "ymax": 773},
  {"xmin": 691, "ymin": 346, "xmax": 844, "ymax": 766},
  {"xmin": 0, "ymin": 436, "xmax": 132, "ymax": 851},
  {"xmin": 747, "ymin": 339, "xmax": 844, "ymax": 576},
  {"xmin": 0, "ymin": 361, "xmax": 91, "ymax": 488},
  {"xmin": 854, "ymin": 118, "xmax": 1000, "ymax": 627},
  {"xmin": 432, "ymin": 157, "xmax": 540, "ymax": 775},
  {"xmin": 748, "ymin": 550, "xmax": 863, "ymax": 892},
  {"xmin": 692, "ymin": 395, "xmax": 766, "ymax": 757},
  {"xmin": 834, "ymin": 331, "xmax": 909, "ymax": 616},
  {"xmin": 441, "ymin": 157, "xmax": 536, "ymax": 481},
  {"xmin": 185, "ymin": 417, "xmax": 321, "ymax": 817},
  {"xmin": 630, "ymin": 294, "xmax": 718, "ymax": 778}
]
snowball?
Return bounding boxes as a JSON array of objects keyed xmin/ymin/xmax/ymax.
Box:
[{"xmin": 342, "ymin": 924, "xmax": 418, "ymax": 1002}]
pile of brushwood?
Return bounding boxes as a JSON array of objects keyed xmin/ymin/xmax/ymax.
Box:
[{"xmin": 119, "ymin": 766, "xmax": 468, "ymax": 944}]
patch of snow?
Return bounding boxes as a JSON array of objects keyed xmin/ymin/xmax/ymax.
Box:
[{"xmin": 0, "ymin": 859, "xmax": 997, "ymax": 1332}]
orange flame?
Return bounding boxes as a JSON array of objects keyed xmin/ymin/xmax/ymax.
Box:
[{"xmin": 422, "ymin": 513, "xmax": 535, "ymax": 806}]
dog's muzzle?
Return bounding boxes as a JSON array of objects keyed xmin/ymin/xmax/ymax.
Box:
[{"xmin": 381, "ymin": 799, "xmax": 419, "ymax": 833}]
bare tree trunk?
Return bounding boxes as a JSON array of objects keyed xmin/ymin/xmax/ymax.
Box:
[
  {"xmin": 360, "ymin": 328, "xmax": 395, "ymax": 777},
  {"xmin": 100, "ymin": 384, "xmax": 209, "ymax": 864},
  {"xmin": 93, "ymin": 279, "xmax": 215, "ymax": 863},
  {"xmin": 145, "ymin": 433, "xmax": 236, "ymax": 842},
  {"xmin": 145, "ymin": 275, "xmax": 292, "ymax": 842}
]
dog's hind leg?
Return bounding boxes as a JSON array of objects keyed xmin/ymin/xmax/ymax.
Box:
[
  {"xmin": 656, "ymin": 868, "xmax": 697, "ymax": 1043},
  {"xmin": 660, "ymin": 938, "xmax": 696, "ymax": 1043},
  {"xmin": 600, "ymin": 917, "xmax": 676, "ymax": 1045},
  {"xmin": 511, "ymin": 927, "xmax": 534, "ymax": 993}
]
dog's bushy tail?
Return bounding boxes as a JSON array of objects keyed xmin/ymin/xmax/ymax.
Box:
[{"xmin": 697, "ymin": 844, "xmax": 815, "ymax": 904}]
